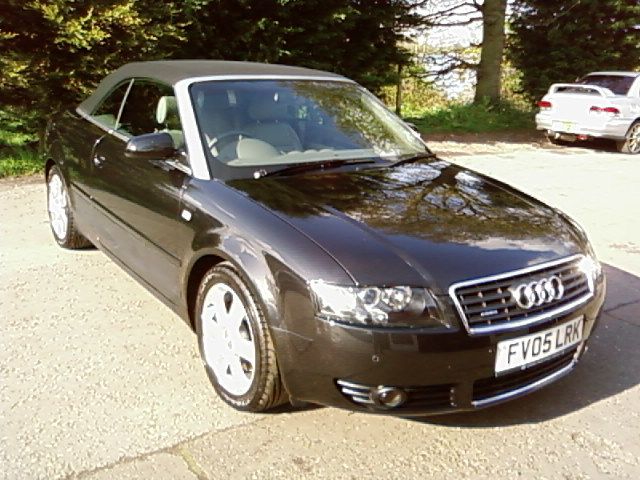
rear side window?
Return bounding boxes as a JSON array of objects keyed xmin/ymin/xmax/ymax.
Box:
[
  {"xmin": 91, "ymin": 81, "xmax": 131, "ymax": 129},
  {"xmin": 578, "ymin": 75, "xmax": 635, "ymax": 95},
  {"xmin": 119, "ymin": 81, "xmax": 176, "ymax": 136}
]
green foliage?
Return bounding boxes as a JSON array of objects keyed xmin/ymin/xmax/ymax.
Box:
[
  {"xmin": 381, "ymin": 77, "xmax": 449, "ymax": 117},
  {"xmin": 0, "ymin": 108, "xmax": 38, "ymax": 146},
  {"xmin": 405, "ymin": 101, "xmax": 535, "ymax": 134},
  {"xmin": 508, "ymin": 0, "xmax": 640, "ymax": 100},
  {"xmin": 0, "ymin": 0, "xmax": 187, "ymax": 132},
  {"xmin": 182, "ymin": 0, "xmax": 420, "ymax": 94},
  {"xmin": 0, "ymin": 0, "xmax": 420, "ymax": 148},
  {"xmin": 500, "ymin": 60, "xmax": 532, "ymax": 111},
  {"xmin": 0, "ymin": 146, "xmax": 42, "ymax": 178},
  {"xmin": 0, "ymin": 107, "xmax": 42, "ymax": 177}
]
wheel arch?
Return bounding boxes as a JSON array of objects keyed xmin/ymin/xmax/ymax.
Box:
[
  {"xmin": 44, "ymin": 158, "xmax": 56, "ymax": 179},
  {"xmin": 183, "ymin": 239, "xmax": 282, "ymax": 334},
  {"xmin": 625, "ymin": 117, "xmax": 640, "ymax": 130},
  {"xmin": 185, "ymin": 252, "xmax": 226, "ymax": 330}
]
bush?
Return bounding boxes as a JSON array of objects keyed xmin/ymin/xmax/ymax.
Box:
[
  {"xmin": 0, "ymin": 146, "xmax": 42, "ymax": 178},
  {"xmin": 0, "ymin": 109, "xmax": 42, "ymax": 177},
  {"xmin": 404, "ymin": 101, "xmax": 535, "ymax": 134},
  {"xmin": 381, "ymin": 77, "xmax": 450, "ymax": 117}
]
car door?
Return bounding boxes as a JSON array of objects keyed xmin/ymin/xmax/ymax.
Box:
[
  {"xmin": 61, "ymin": 80, "xmax": 133, "ymax": 236},
  {"xmin": 90, "ymin": 79, "xmax": 192, "ymax": 304}
]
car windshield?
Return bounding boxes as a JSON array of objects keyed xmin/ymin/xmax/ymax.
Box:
[
  {"xmin": 578, "ymin": 74, "xmax": 635, "ymax": 95},
  {"xmin": 189, "ymin": 80, "xmax": 427, "ymax": 171}
]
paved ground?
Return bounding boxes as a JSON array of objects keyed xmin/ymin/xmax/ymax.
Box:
[{"xmin": 1, "ymin": 141, "xmax": 639, "ymax": 480}]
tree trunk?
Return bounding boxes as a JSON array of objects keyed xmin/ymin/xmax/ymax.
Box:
[
  {"xmin": 395, "ymin": 63, "xmax": 403, "ymax": 116},
  {"xmin": 474, "ymin": 0, "xmax": 507, "ymax": 105}
]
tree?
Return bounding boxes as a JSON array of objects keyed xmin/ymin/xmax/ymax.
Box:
[
  {"xmin": 474, "ymin": 0, "xmax": 507, "ymax": 103},
  {"xmin": 181, "ymin": 0, "xmax": 422, "ymax": 94},
  {"xmin": 416, "ymin": 0, "xmax": 508, "ymax": 104},
  {"xmin": 0, "ymin": 0, "xmax": 423, "ymax": 140},
  {"xmin": 0, "ymin": 0, "xmax": 186, "ymax": 134},
  {"xmin": 508, "ymin": 0, "xmax": 640, "ymax": 100}
]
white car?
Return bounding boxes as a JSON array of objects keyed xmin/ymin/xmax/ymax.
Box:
[{"xmin": 535, "ymin": 71, "xmax": 640, "ymax": 154}]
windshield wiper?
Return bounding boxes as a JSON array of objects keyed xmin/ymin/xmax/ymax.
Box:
[
  {"xmin": 387, "ymin": 152, "xmax": 438, "ymax": 168},
  {"xmin": 255, "ymin": 158, "xmax": 376, "ymax": 179}
]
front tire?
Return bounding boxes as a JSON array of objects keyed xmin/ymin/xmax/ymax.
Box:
[
  {"xmin": 195, "ymin": 262, "xmax": 287, "ymax": 412},
  {"xmin": 46, "ymin": 165, "xmax": 91, "ymax": 249},
  {"xmin": 616, "ymin": 121, "xmax": 640, "ymax": 154}
]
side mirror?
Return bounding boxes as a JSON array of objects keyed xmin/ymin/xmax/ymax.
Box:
[{"xmin": 125, "ymin": 132, "xmax": 176, "ymax": 159}]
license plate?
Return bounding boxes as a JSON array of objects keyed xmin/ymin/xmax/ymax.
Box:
[
  {"xmin": 495, "ymin": 317, "xmax": 583, "ymax": 374},
  {"xmin": 552, "ymin": 120, "xmax": 574, "ymax": 133}
]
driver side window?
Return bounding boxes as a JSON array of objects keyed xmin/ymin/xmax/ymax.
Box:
[
  {"xmin": 91, "ymin": 81, "xmax": 131, "ymax": 130},
  {"xmin": 118, "ymin": 80, "xmax": 184, "ymax": 149}
]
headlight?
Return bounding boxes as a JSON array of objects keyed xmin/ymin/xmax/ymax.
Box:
[
  {"xmin": 309, "ymin": 281, "xmax": 452, "ymax": 328},
  {"xmin": 578, "ymin": 255, "xmax": 602, "ymax": 283},
  {"xmin": 561, "ymin": 212, "xmax": 603, "ymax": 282}
]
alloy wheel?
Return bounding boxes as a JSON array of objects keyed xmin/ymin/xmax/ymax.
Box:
[
  {"xmin": 200, "ymin": 282, "xmax": 256, "ymax": 396},
  {"xmin": 628, "ymin": 124, "xmax": 640, "ymax": 153},
  {"xmin": 48, "ymin": 173, "xmax": 68, "ymax": 240}
]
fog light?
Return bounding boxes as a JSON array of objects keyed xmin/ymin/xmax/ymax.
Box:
[{"xmin": 372, "ymin": 386, "xmax": 407, "ymax": 408}]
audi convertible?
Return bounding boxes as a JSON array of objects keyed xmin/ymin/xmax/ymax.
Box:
[{"xmin": 44, "ymin": 61, "xmax": 606, "ymax": 414}]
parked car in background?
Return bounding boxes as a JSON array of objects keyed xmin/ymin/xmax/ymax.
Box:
[
  {"xmin": 45, "ymin": 61, "xmax": 605, "ymax": 415},
  {"xmin": 536, "ymin": 71, "xmax": 640, "ymax": 154}
]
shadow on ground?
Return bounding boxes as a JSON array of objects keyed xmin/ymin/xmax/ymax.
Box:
[
  {"xmin": 550, "ymin": 137, "xmax": 622, "ymax": 155},
  {"xmin": 418, "ymin": 263, "xmax": 640, "ymax": 427},
  {"xmin": 425, "ymin": 130, "xmax": 547, "ymax": 145}
]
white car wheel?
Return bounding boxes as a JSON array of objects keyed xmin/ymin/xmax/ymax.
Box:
[
  {"xmin": 617, "ymin": 122, "xmax": 640, "ymax": 154},
  {"xmin": 46, "ymin": 165, "xmax": 91, "ymax": 249},
  {"xmin": 201, "ymin": 282, "xmax": 256, "ymax": 396},
  {"xmin": 195, "ymin": 263, "xmax": 287, "ymax": 412},
  {"xmin": 48, "ymin": 172, "xmax": 69, "ymax": 240}
]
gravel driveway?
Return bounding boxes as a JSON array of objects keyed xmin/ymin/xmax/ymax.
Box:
[{"xmin": 1, "ymin": 141, "xmax": 639, "ymax": 479}]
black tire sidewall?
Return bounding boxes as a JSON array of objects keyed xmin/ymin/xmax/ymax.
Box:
[{"xmin": 194, "ymin": 264, "xmax": 268, "ymax": 410}]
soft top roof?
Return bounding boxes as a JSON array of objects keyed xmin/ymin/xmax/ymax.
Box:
[
  {"xmin": 109, "ymin": 60, "xmax": 347, "ymax": 85},
  {"xmin": 78, "ymin": 60, "xmax": 349, "ymax": 113}
]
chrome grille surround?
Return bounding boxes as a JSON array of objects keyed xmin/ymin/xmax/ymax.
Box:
[{"xmin": 449, "ymin": 254, "xmax": 594, "ymax": 335}]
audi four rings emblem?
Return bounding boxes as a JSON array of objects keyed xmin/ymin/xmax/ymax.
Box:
[{"xmin": 510, "ymin": 275, "xmax": 565, "ymax": 309}]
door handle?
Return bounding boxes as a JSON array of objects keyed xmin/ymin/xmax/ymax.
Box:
[{"xmin": 93, "ymin": 155, "xmax": 106, "ymax": 167}]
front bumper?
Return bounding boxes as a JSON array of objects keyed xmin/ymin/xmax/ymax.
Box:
[
  {"xmin": 275, "ymin": 275, "xmax": 605, "ymax": 415},
  {"xmin": 536, "ymin": 112, "xmax": 631, "ymax": 140}
]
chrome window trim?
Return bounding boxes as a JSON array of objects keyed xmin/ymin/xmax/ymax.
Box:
[
  {"xmin": 472, "ymin": 358, "xmax": 577, "ymax": 408},
  {"xmin": 449, "ymin": 254, "xmax": 594, "ymax": 335},
  {"xmin": 76, "ymin": 78, "xmax": 134, "ymax": 142},
  {"xmin": 76, "ymin": 109, "xmax": 130, "ymax": 142},
  {"xmin": 114, "ymin": 79, "xmax": 135, "ymax": 130}
]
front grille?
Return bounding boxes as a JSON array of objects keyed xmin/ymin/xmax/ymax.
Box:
[
  {"xmin": 336, "ymin": 380, "xmax": 453, "ymax": 411},
  {"xmin": 473, "ymin": 348, "xmax": 576, "ymax": 402},
  {"xmin": 450, "ymin": 255, "xmax": 593, "ymax": 334}
]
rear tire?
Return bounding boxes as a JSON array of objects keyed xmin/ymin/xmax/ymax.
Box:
[
  {"xmin": 195, "ymin": 262, "xmax": 287, "ymax": 412},
  {"xmin": 46, "ymin": 165, "xmax": 91, "ymax": 249},
  {"xmin": 616, "ymin": 121, "xmax": 640, "ymax": 154},
  {"xmin": 546, "ymin": 132, "xmax": 566, "ymax": 146}
]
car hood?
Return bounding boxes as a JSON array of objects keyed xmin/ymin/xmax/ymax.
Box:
[{"xmin": 228, "ymin": 159, "xmax": 586, "ymax": 293}]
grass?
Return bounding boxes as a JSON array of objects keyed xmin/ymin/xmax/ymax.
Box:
[
  {"xmin": 0, "ymin": 145, "xmax": 43, "ymax": 178},
  {"xmin": 404, "ymin": 101, "xmax": 535, "ymax": 135},
  {"xmin": 0, "ymin": 109, "xmax": 43, "ymax": 178}
]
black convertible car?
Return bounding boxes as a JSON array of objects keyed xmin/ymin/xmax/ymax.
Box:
[{"xmin": 45, "ymin": 61, "xmax": 605, "ymax": 414}]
